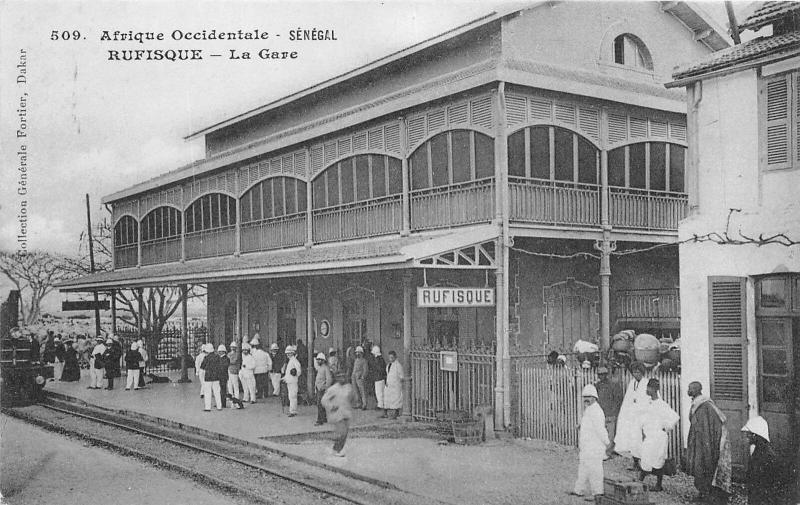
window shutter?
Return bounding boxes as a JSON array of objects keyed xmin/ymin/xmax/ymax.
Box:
[
  {"xmin": 795, "ymin": 72, "xmax": 800, "ymax": 163},
  {"xmin": 761, "ymin": 74, "xmax": 792, "ymax": 170},
  {"xmin": 708, "ymin": 276, "xmax": 749, "ymax": 476}
]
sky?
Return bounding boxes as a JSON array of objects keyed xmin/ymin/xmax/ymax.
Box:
[{"xmin": 0, "ymin": 0, "xmax": 752, "ymax": 312}]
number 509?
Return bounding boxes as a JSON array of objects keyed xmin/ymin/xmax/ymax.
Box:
[{"xmin": 51, "ymin": 30, "xmax": 81, "ymax": 41}]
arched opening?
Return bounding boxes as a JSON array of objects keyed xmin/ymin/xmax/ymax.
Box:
[
  {"xmin": 507, "ymin": 125, "xmax": 599, "ymax": 184},
  {"xmin": 612, "ymin": 34, "xmax": 653, "ymax": 71},
  {"xmin": 184, "ymin": 193, "xmax": 237, "ymax": 259},
  {"xmin": 113, "ymin": 215, "xmax": 138, "ymax": 268},
  {"xmin": 240, "ymin": 176, "xmax": 308, "ymax": 252},
  {"xmin": 140, "ymin": 206, "xmax": 182, "ymax": 265}
]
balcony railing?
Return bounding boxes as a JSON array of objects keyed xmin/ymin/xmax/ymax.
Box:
[
  {"xmin": 141, "ymin": 237, "xmax": 181, "ymax": 266},
  {"xmin": 609, "ymin": 187, "xmax": 688, "ymax": 231},
  {"xmin": 410, "ymin": 178, "xmax": 495, "ymax": 231},
  {"xmin": 114, "ymin": 244, "xmax": 138, "ymax": 269},
  {"xmin": 185, "ymin": 225, "xmax": 236, "ymax": 260},
  {"xmin": 615, "ymin": 288, "xmax": 680, "ymax": 321},
  {"xmin": 509, "ymin": 177, "xmax": 600, "ymax": 227},
  {"xmin": 313, "ymin": 194, "xmax": 402, "ymax": 243},
  {"xmin": 241, "ymin": 214, "xmax": 306, "ymax": 253}
]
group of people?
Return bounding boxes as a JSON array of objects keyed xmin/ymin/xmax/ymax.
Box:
[
  {"xmin": 37, "ymin": 330, "xmax": 82, "ymax": 382},
  {"xmin": 88, "ymin": 334, "xmax": 149, "ymax": 390},
  {"xmin": 573, "ymin": 362, "xmax": 787, "ymax": 504},
  {"xmin": 346, "ymin": 344, "xmax": 404, "ymax": 418}
]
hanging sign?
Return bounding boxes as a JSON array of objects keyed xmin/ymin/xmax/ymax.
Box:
[
  {"xmin": 417, "ymin": 287, "xmax": 495, "ymax": 307},
  {"xmin": 62, "ymin": 300, "xmax": 110, "ymax": 311}
]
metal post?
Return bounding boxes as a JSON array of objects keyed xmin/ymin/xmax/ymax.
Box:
[
  {"xmin": 235, "ymin": 286, "xmax": 242, "ymax": 347},
  {"xmin": 401, "ymin": 272, "xmax": 413, "ymax": 420},
  {"xmin": 86, "ymin": 194, "xmax": 102, "ymax": 337},
  {"xmin": 111, "ymin": 290, "xmax": 117, "ymax": 334},
  {"xmin": 178, "ymin": 284, "xmax": 191, "ymax": 383},
  {"xmin": 137, "ymin": 287, "xmax": 144, "ymax": 339},
  {"xmin": 595, "ymin": 150, "xmax": 615, "ymax": 352},
  {"xmin": 400, "ymin": 116, "xmax": 410, "ymax": 236},
  {"xmin": 306, "ymin": 280, "xmax": 314, "ymax": 398}
]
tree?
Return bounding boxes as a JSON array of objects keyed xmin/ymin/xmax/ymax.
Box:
[{"xmin": 0, "ymin": 250, "xmax": 75, "ymax": 325}]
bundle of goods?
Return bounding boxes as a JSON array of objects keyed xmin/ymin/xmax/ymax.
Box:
[
  {"xmin": 573, "ymin": 339, "xmax": 600, "ymax": 366},
  {"xmin": 633, "ymin": 333, "xmax": 660, "ymax": 365}
]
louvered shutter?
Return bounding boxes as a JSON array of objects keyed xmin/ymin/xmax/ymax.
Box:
[
  {"xmin": 708, "ymin": 276, "xmax": 749, "ymax": 476},
  {"xmin": 795, "ymin": 72, "xmax": 800, "ymax": 163},
  {"xmin": 761, "ymin": 73, "xmax": 792, "ymax": 170}
]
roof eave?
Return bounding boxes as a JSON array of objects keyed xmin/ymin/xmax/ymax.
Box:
[{"xmin": 667, "ymin": 47, "xmax": 800, "ymax": 88}]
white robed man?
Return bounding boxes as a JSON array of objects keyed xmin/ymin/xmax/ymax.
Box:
[
  {"xmin": 282, "ymin": 345, "xmax": 302, "ymax": 417},
  {"xmin": 638, "ymin": 378, "xmax": 679, "ymax": 492},
  {"xmin": 239, "ymin": 342, "xmax": 257, "ymax": 403},
  {"xmin": 195, "ymin": 343, "xmax": 209, "ymax": 398},
  {"xmin": 384, "ymin": 351, "xmax": 404, "ymax": 419},
  {"xmin": 570, "ymin": 384, "xmax": 613, "ymax": 501},
  {"xmin": 615, "ymin": 361, "xmax": 649, "ymax": 470}
]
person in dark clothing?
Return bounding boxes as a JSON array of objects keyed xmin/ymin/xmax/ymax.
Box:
[
  {"xmin": 102, "ymin": 338, "xmax": 122, "ymax": 390},
  {"xmin": 53, "ymin": 337, "xmax": 66, "ymax": 381},
  {"xmin": 42, "ymin": 333, "xmax": 56, "ymax": 366},
  {"xmin": 594, "ymin": 366, "xmax": 624, "ymax": 445},
  {"xmin": 269, "ymin": 343, "xmax": 285, "ymax": 397},
  {"xmin": 741, "ymin": 416, "xmax": 781, "ymax": 505},
  {"xmin": 217, "ymin": 346, "xmax": 230, "ymax": 408},
  {"xmin": 29, "ymin": 334, "xmax": 40, "ymax": 362},
  {"xmin": 369, "ymin": 346, "xmax": 387, "ymax": 416},
  {"xmin": 200, "ymin": 344, "xmax": 226, "ymax": 410},
  {"xmin": 124, "ymin": 343, "xmax": 143, "ymax": 390},
  {"xmin": 61, "ymin": 341, "xmax": 81, "ymax": 382}
]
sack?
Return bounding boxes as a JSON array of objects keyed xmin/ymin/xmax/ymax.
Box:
[{"xmin": 663, "ymin": 457, "xmax": 677, "ymax": 476}]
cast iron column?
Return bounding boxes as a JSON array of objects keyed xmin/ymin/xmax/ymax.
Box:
[
  {"xmin": 178, "ymin": 284, "xmax": 191, "ymax": 383},
  {"xmin": 595, "ymin": 149, "xmax": 615, "ymax": 352},
  {"xmin": 306, "ymin": 280, "xmax": 314, "ymax": 398},
  {"xmin": 401, "ymin": 272, "xmax": 413, "ymax": 420},
  {"xmin": 400, "ymin": 116, "xmax": 410, "ymax": 236}
]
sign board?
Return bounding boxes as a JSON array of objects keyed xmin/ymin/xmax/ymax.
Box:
[
  {"xmin": 61, "ymin": 300, "xmax": 110, "ymax": 311},
  {"xmin": 440, "ymin": 351, "xmax": 458, "ymax": 372},
  {"xmin": 417, "ymin": 287, "xmax": 494, "ymax": 308}
]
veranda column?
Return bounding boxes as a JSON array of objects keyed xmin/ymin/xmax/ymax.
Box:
[
  {"xmin": 306, "ymin": 147, "xmax": 313, "ymax": 247},
  {"xmin": 400, "ymin": 116, "xmax": 410, "ymax": 236},
  {"xmin": 178, "ymin": 284, "xmax": 191, "ymax": 383},
  {"xmin": 595, "ymin": 145, "xmax": 615, "ymax": 352},
  {"xmin": 111, "ymin": 290, "xmax": 117, "ymax": 334},
  {"xmin": 401, "ymin": 271, "xmax": 412, "ymax": 420},
  {"xmin": 136, "ymin": 287, "xmax": 144, "ymax": 338},
  {"xmin": 235, "ymin": 285, "xmax": 242, "ymax": 347},
  {"xmin": 306, "ymin": 280, "xmax": 314, "ymax": 398}
]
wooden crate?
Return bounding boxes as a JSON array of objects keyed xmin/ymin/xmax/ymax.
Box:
[{"xmin": 601, "ymin": 478, "xmax": 650, "ymax": 504}]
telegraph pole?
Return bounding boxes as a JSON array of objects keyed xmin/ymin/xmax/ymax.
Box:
[{"xmin": 86, "ymin": 194, "xmax": 101, "ymax": 337}]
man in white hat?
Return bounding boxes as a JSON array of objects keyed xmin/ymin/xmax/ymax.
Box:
[
  {"xmin": 88, "ymin": 337, "xmax": 106, "ymax": 389},
  {"xmin": 314, "ymin": 352, "xmax": 333, "ymax": 426},
  {"xmin": 227, "ymin": 340, "xmax": 242, "ymax": 406},
  {"xmin": 199, "ymin": 344, "xmax": 225, "ymax": 411},
  {"xmin": 570, "ymin": 383, "xmax": 612, "ymax": 501},
  {"xmin": 351, "ymin": 346, "xmax": 368, "ymax": 409},
  {"xmin": 268, "ymin": 343, "xmax": 283, "ymax": 397},
  {"xmin": 194, "ymin": 343, "xmax": 209, "ymax": 398},
  {"xmin": 239, "ymin": 342, "xmax": 257, "ymax": 403},
  {"xmin": 251, "ymin": 339, "xmax": 272, "ymax": 399},
  {"xmin": 282, "ymin": 345, "xmax": 302, "ymax": 416}
]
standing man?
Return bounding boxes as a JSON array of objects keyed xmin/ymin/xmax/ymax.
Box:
[
  {"xmin": 616, "ymin": 361, "xmax": 649, "ymax": 470},
  {"xmin": 594, "ymin": 366, "xmax": 624, "ymax": 447},
  {"xmin": 351, "ymin": 346, "xmax": 368, "ymax": 410},
  {"xmin": 227, "ymin": 341, "xmax": 242, "ymax": 406},
  {"xmin": 282, "ymin": 345, "xmax": 302, "ymax": 417},
  {"xmin": 124, "ymin": 342, "xmax": 143, "ymax": 391},
  {"xmin": 384, "ymin": 351, "xmax": 404, "ymax": 419},
  {"xmin": 741, "ymin": 416, "xmax": 781, "ymax": 505},
  {"xmin": 136, "ymin": 339, "xmax": 148, "ymax": 388},
  {"xmin": 268, "ymin": 343, "xmax": 284, "ymax": 397},
  {"xmin": 200, "ymin": 343, "xmax": 224, "ymax": 411},
  {"xmin": 638, "ymin": 378, "xmax": 679, "ymax": 492},
  {"xmin": 194, "ymin": 343, "xmax": 208, "ymax": 398},
  {"xmin": 314, "ymin": 352, "xmax": 333, "ymax": 426},
  {"xmin": 685, "ymin": 381, "xmax": 732, "ymax": 503},
  {"xmin": 252, "ymin": 340, "xmax": 272, "ymax": 399},
  {"xmin": 570, "ymin": 384, "xmax": 612, "ymax": 501},
  {"xmin": 370, "ymin": 346, "xmax": 387, "ymax": 415},
  {"xmin": 239, "ymin": 342, "xmax": 257, "ymax": 404},
  {"xmin": 88, "ymin": 337, "xmax": 106, "ymax": 389},
  {"xmin": 102, "ymin": 337, "xmax": 122, "ymax": 390}
]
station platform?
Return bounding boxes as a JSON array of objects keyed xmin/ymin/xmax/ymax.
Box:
[{"xmin": 45, "ymin": 370, "xmax": 698, "ymax": 505}]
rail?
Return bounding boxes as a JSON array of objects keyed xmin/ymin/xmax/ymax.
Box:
[
  {"xmin": 113, "ymin": 244, "xmax": 138, "ymax": 269},
  {"xmin": 609, "ymin": 186, "xmax": 687, "ymax": 231},
  {"xmin": 184, "ymin": 225, "xmax": 236, "ymax": 260},
  {"xmin": 241, "ymin": 213, "xmax": 306, "ymax": 253},
  {"xmin": 312, "ymin": 194, "xmax": 402, "ymax": 243},
  {"xmin": 616, "ymin": 288, "xmax": 680, "ymax": 321},
  {"xmin": 509, "ymin": 177, "xmax": 600, "ymax": 227},
  {"xmin": 140, "ymin": 237, "xmax": 181, "ymax": 266},
  {"xmin": 410, "ymin": 178, "xmax": 495, "ymax": 231}
]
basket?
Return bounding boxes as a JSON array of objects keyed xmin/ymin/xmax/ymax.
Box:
[
  {"xmin": 433, "ymin": 410, "xmax": 469, "ymax": 437},
  {"xmin": 451, "ymin": 418, "xmax": 482, "ymax": 445}
]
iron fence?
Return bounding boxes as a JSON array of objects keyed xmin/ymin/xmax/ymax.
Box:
[{"xmin": 116, "ymin": 324, "xmax": 208, "ymax": 374}]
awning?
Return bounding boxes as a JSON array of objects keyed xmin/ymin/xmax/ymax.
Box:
[{"xmin": 57, "ymin": 226, "xmax": 499, "ymax": 292}]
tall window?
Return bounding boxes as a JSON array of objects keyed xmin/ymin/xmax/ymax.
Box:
[
  {"xmin": 607, "ymin": 142, "xmax": 686, "ymax": 192},
  {"xmin": 760, "ymin": 70, "xmax": 799, "ymax": 171},
  {"xmin": 141, "ymin": 206, "xmax": 181, "ymax": 242},
  {"xmin": 276, "ymin": 294, "xmax": 298, "ymax": 351},
  {"xmin": 312, "ymin": 154, "xmax": 401, "ymax": 210},
  {"xmin": 185, "ymin": 193, "xmax": 237, "ymax": 233},
  {"xmin": 240, "ymin": 176, "xmax": 307, "ymax": 222},
  {"xmin": 114, "ymin": 215, "xmax": 138, "ymax": 247},
  {"xmin": 409, "ymin": 130, "xmax": 494, "ymax": 191},
  {"xmin": 612, "ymin": 34, "xmax": 653, "ymax": 71},
  {"xmin": 507, "ymin": 126, "xmax": 598, "ymax": 184}
]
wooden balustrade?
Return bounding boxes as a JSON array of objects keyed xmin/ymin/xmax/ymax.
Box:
[
  {"xmin": 140, "ymin": 237, "xmax": 181, "ymax": 266},
  {"xmin": 312, "ymin": 195, "xmax": 402, "ymax": 243},
  {"xmin": 615, "ymin": 288, "xmax": 680, "ymax": 320},
  {"xmin": 509, "ymin": 177, "xmax": 600, "ymax": 226},
  {"xmin": 609, "ymin": 187, "xmax": 688, "ymax": 231},
  {"xmin": 113, "ymin": 244, "xmax": 138, "ymax": 269},
  {"xmin": 184, "ymin": 226, "xmax": 236, "ymax": 260},
  {"xmin": 410, "ymin": 178, "xmax": 495, "ymax": 231},
  {"xmin": 241, "ymin": 214, "xmax": 306, "ymax": 253}
]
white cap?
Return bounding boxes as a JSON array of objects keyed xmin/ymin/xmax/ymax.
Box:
[
  {"xmin": 741, "ymin": 415, "xmax": 770, "ymax": 442},
  {"xmin": 371, "ymin": 345, "xmax": 381, "ymax": 357},
  {"xmin": 130, "ymin": 342, "xmax": 138, "ymax": 350},
  {"xmin": 249, "ymin": 337, "xmax": 260, "ymax": 346},
  {"xmin": 285, "ymin": 345, "xmax": 295, "ymax": 354},
  {"xmin": 203, "ymin": 343, "xmax": 214, "ymax": 353},
  {"xmin": 270, "ymin": 343, "xmax": 279, "ymax": 351},
  {"xmin": 316, "ymin": 352, "xmax": 326, "ymax": 360},
  {"xmin": 355, "ymin": 346, "xmax": 364, "ymax": 353},
  {"xmin": 328, "ymin": 347, "xmax": 335, "ymax": 354},
  {"xmin": 217, "ymin": 344, "xmax": 227, "ymax": 352},
  {"xmin": 230, "ymin": 341, "xmax": 238, "ymax": 348},
  {"xmin": 241, "ymin": 342, "xmax": 251, "ymax": 350},
  {"xmin": 581, "ymin": 384, "xmax": 598, "ymax": 398}
]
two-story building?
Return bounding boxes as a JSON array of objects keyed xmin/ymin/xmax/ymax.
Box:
[
  {"xmin": 668, "ymin": 1, "xmax": 800, "ymax": 482},
  {"xmin": 60, "ymin": 1, "xmax": 728, "ymax": 430}
]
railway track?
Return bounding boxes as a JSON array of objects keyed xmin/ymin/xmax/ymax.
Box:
[{"xmin": 3, "ymin": 398, "xmax": 442, "ymax": 505}]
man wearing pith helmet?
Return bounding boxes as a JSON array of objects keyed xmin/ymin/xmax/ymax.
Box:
[
  {"xmin": 570, "ymin": 383, "xmax": 612, "ymax": 501},
  {"xmin": 282, "ymin": 345, "xmax": 302, "ymax": 417}
]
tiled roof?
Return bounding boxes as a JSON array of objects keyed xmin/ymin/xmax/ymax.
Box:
[
  {"xmin": 740, "ymin": 1, "xmax": 800, "ymax": 31},
  {"xmin": 671, "ymin": 30, "xmax": 800, "ymax": 81},
  {"xmin": 57, "ymin": 234, "xmax": 438, "ymax": 291}
]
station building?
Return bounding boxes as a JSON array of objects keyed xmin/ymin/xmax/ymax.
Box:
[{"xmin": 61, "ymin": 2, "xmax": 728, "ymax": 429}]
